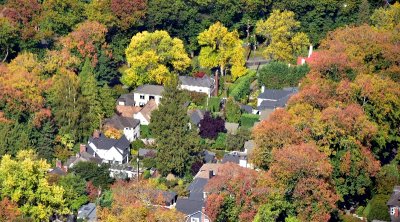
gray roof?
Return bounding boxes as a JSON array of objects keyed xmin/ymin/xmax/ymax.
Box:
[
  {"xmin": 133, "ymin": 84, "xmax": 164, "ymax": 96},
  {"xmin": 203, "ymin": 150, "xmax": 216, "ymax": 163},
  {"xmin": 138, "ymin": 148, "xmax": 157, "ymax": 157},
  {"xmin": 89, "ymin": 134, "xmax": 130, "ymax": 156},
  {"xmin": 258, "ymin": 88, "xmax": 298, "ymax": 100},
  {"xmin": 176, "ymin": 198, "xmax": 204, "ymax": 215},
  {"xmin": 188, "ymin": 178, "xmax": 208, "ymax": 195},
  {"xmin": 188, "ymin": 109, "xmax": 205, "ymax": 125},
  {"xmin": 240, "ymin": 105, "xmax": 253, "ymax": 113},
  {"xmin": 222, "ymin": 152, "xmax": 247, "ymax": 164},
  {"xmin": 77, "ymin": 203, "xmax": 96, "ymax": 221},
  {"xmin": 49, "ymin": 167, "xmax": 67, "ymax": 176},
  {"xmin": 244, "ymin": 140, "xmax": 255, "ymax": 153},
  {"xmin": 117, "ymin": 93, "xmax": 135, "ymax": 106},
  {"xmin": 388, "ymin": 186, "xmax": 400, "ymax": 206},
  {"xmin": 225, "ymin": 122, "xmax": 239, "ymax": 135},
  {"xmin": 179, "ymin": 75, "xmax": 214, "ymax": 88},
  {"xmin": 104, "ymin": 115, "xmax": 140, "ymax": 130}
]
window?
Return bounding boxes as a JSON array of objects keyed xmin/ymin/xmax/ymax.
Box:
[
  {"xmin": 140, "ymin": 95, "xmax": 145, "ymax": 99},
  {"xmin": 391, "ymin": 207, "xmax": 396, "ymax": 215},
  {"xmin": 191, "ymin": 218, "xmax": 199, "ymax": 222},
  {"xmin": 204, "ymin": 219, "xmax": 209, "ymax": 222}
]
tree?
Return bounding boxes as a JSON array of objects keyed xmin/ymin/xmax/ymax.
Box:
[
  {"xmin": 365, "ymin": 194, "xmax": 391, "ymax": 221},
  {"xmin": 149, "ymin": 80, "xmax": 201, "ymax": 176},
  {"xmin": 0, "ymin": 150, "xmax": 69, "ymax": 220},
  {"xmin": 122, "ymin": 31, "xmax": 191, "ymax": 87},
  {"xmin": 256, "ymin": 10, "xmax": 309, "ymax": 63},
  {"xmin": 57, "ymin": 173, "xmax": 88, "ymax": 211},
  {"xmin": 371, "ymin": 2, "xmax": 400, "ymax": 30},
  {"xmin": 0, "ymin": 198, "xmax": 21, "ymax": 221},
  {"xmin": 98, "ymin": 180, "xmax": 185, "ymax": 221},
  {"xmin": 70, "ymin": 162, "xmax": 114, "ymax": 189},
  {"xmin": 199, "ymin": 112, "xmax": 225, "ymax": 139},
  {"xmin": 358, "ymin": 0, "xmax": 371, "ymax": 24},
  {"xmin": 0, "ymin": 18, "xmax": 18, "ymax": 62},
  {"xmin": 198, "ymin": 22, "xmax": 247, "ymax": 80},
  {"xmin": 258, "ymin": 62, "xmax": 309, "ymax": 89},
  {"xmin": 226, "ymin": 128, "xmax": 250, "ymax": 151},
  {"xmin": 224, "ymin": 97, "xmax": 241, "ymax": 123},
  {"xmin": 205, "ymin": 163, "xmax": 264, "ymax": 221},
  {"xmin": 375, "ymin": 164, "xmax": 400, "ymax": 195}
]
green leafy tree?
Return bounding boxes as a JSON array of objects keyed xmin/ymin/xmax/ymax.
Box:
[
  {"xmin": 198, "ymin": 22, "xmax": 247, "ymax": 80},
  {"xmin": 226, "ymin": 128, "xmax": 250, "ymax": 151},
  {"xmin": 365, "ymin": 194, "xmax": 391, "ymax": 221},
  {"xmin": 0, "ymin": 150, "xmax": 69, "ymax": 220},
  {"xmin": 122, "ymin": 30, "xmax": 191, "ymax": 87},
  {"xmin": 371, "ymin": 2, "xmax": 400, "ymax": 30},
  {"xmin": 0, "ymin": 18, "xmax": 18, "ymax": 62},
  {"xmin": 375, "ymin": 163, "xmax": 400, "ymax": 195},
  {"xmin": 224, "ymin": 98, "xmax": 241, "ymax": 123},
  {"xmin": 57, "ymin": 173, "xmax": 88, "ymax": 211},
  {"xmin": 70, "ymin": 162, "xmax": 114, "ymax": 189},
  {"xmin": 258, "ymin": 62, "xmax": 309, "ymax": 89},
  {"xmin": 149, "ymin": 79, "xmax": 201, "ymax": 176},
  {"xmin": 256, "ymin": 10, "xmax": 309, "ymax": 63}
]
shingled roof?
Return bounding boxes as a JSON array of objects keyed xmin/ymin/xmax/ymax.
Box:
[
  {"xmin": 179, "ymin": 75, "xmax": 214, "ymax": 88},
  {"xmin": 104, "ymin": 115, "xmax": 140, "ymax": 130},
  {"xmin": 88, "ymin": 133, "xmax": 130, "ymax": 156},
  {"xmin": 133, "ymin": 85, "xmax": 164, "ymax": 96}
]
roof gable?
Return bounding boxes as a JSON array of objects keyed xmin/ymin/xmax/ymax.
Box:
[{"xmin": 133, "ymin": 85, "xmax": 164, "ymax": 96}]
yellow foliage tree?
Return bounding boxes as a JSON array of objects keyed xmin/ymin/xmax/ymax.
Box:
[
  {"xmin": 198, "ymin": 22, "xmax": 247, "ymax": 80},
  {"xmin": 0, "ymin": 150, "xmax": 69, "ymax": 221},
  {"xmin": 122, "ymin": 30, "xmax": 191, "ymax": 87},
  {"xmin": 371, "ymin": 2, "xmax": 400, "ymax": 31},
  {"xmin": 256, "ymin": 10, "xmax": 310, "ymax": 63}
]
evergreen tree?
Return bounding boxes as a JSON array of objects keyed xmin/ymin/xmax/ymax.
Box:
[
  {"xmin": 358, "ymin": 0, "xmax": 371, "ymax": 24},
  {"xmin": 149, "ymin": 79, "xmax": 201, "ymax": 176},
  {"xmin": 98, "ymin": 85, "xmax": 116, "ymax": 118},
  {"xmin": 224, "ymin": 97, "xmax": 241, "ymax": 123},
  {"xmin": 30, "ymin": 119, "xmax": 57, "ymax": 161}
]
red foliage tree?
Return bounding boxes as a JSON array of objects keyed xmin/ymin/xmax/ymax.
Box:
[
  {"xmin": 0, "ymin": 198, "xmax": 21, "ymax": 221},
  {"xmin": 199, "ymin": 112, "xmax": 225, "ymax": 139},
  {"xmin": 110, "ymin": 0, "xmax": 147, "ymax": 30}
]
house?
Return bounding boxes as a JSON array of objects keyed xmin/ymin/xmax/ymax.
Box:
[
  {"xmin": 225, "ymin": 122, "xmax": 239, "ymax": 135},
  {"xmin": 109, "ymin": 164, "xmax": 139, "ymax": 179},
  {"xmin": 188, "ymin": 109, "xmax": 205, "ymax": 127},
  {"xmin": 87, "ymin": 131, "xmax": 131, "ymax": 164},
  {"xmin": 117, "ymin": 93, "xmax": 135, "ymax": 106},
  {"xmin": 185, "ymin": 211, "xmax": 211, "ymax": 222},
  {"xmin": 134, "ymin": 99, "xmax": 158, "ymax": 125},
  {"xmin": 64, "ymin": 144, "xmax": 103, "ymax": 170},
  {"xmin": 222, "ymin": 151, "xmax": 253, "ymax": 169},
  {"xmin": 256, "ymin": 86, "xmax": 298, "ymax": 118},
  {"xmin": 203, "ymin": 150, "xmax": 216, "ymax": 163},
  {"xmin": 387, "ymin": 186, "xmax": 400, "ymax": 222},
  {"xmin": 176, "ymin": 164, "xmax": 220, "ymax": 221},
  {"xmin": 77, "ymin": 203, "xmax": 96, "ymax": 222},
  {"xmin": 244, "ymin": 140, "xmax": 255, "ymax": 154},
  {"xmin": 179, "ymin": 75, "xmax": 215, "ymax": 97},
  {"xmin": 103, "ymin": 115, "xmax": 140, "ymax": 142},
  {"xmin": 133, "ymin": 85, "xmax": 164, "ymax": 107}
]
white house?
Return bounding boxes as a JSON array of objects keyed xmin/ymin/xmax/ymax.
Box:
[
  {"xmin": 87, "ymin": 131, "xmax": 131, "ymax": 164},
  {"xmin": 222, "ymin": 151, "xmax": 254, "ymax": 169},
  {"xmin": 133, "ymin": 85, "xmax": 164, "ymax": 107},
  {"xmin": 256, "ymin": 86, "xmax": 298, "ymax": 120},
  {"xmin": 179, "ymin": 75, "xmax": 215, "ymax": 97},
  {"xmin": 133, "ymin": 99, "xmax": 157, "ymax": 125},
  {"xmin": 103, "ymin": 115, "xmax": 140, "ymax": 142}
]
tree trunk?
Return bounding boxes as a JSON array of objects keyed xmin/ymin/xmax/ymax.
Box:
[{"xmin": 2, "ymin": 46, "xmax": 9, "ymax": 63}]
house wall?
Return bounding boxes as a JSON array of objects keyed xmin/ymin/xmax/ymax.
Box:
[
  {"xmin": 88, "ymin": 142, "xmax": 126, "ymax": 164},
  {"xmin": 134, "ymin": 112, "xmax": 149, "ymax": 125},
  {"xmin": 123, "ymin": 124, "xmax": 140, "ymax": 142},
  {"xmin": 180, "ymin": 85, "xmax": 211, "ymax": 97},
  {"xmin": 133, "ymin": 93, "xmax": 162, "ymax": 106}
]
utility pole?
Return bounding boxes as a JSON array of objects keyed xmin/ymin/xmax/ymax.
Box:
[{"xmin": 136, "ymin": 157, "xmax": 140, "ymax": 183}]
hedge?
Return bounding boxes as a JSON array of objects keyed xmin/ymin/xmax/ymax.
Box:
[
  {"xmin": 258, "ymin": 62, "xmax": 309, "ymax": 89},
  {"xmin": 208, "ymin": 97, "xmax": 220, "ymax": 112},
  {"xmin": 240, "ymin": 113, "xmax": 259, "ymax": 128},
  {"xmin": 229, "ymin": 70, "xmax": 256, "ymax": 101}
]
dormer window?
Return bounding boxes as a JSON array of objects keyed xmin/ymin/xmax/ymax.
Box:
[{"xmin": 140, "ymin": 95, "xmax": 145, "ymax": 99}]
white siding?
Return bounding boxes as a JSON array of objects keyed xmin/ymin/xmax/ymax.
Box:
[
  {"xmin": 134, "ymin": 112, "xmax": 149, "ymax": 125},
  {"xmin": 133, "ymin": 93, "xmax": 162, "ymax": 106},
  {"xmin": 180, "ymin": 85, "xmax": 211, "ymax": 97},
  {"xmin": 123, "ymin": 124, "xmax": 140, "ymax": 142}
]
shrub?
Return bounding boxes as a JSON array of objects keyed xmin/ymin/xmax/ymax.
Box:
[
  {"xmin": 140, "ymin": 125, "xmax": 152, "ymax": 138},
  {"xmin": 258, "ymin": 62, "xmax": 309, "ymax": 89},
  {"xmin": 365, "ymin": 194, "xmax": 391, "ymax": 221},
  {"xmin": 224, "ymin": 98, "xmax": 241, "ymax": 123},
  {"xmin": 212, "ymin": 133, "xmax": 227, "ymax": 150},
  {"xmin": 184, "ymin": 90, "xmax": 207, "ymax": 106},
  {"xmin": 131, "ymin": 139, "xmax": 145, "ymax": 150},
  {"xmin": 240, "ymin": 114, "xmax": 260, "ymax": 129},
  {"xmin": 229, "ymin": 70, "xmax": 256, "ymax": 101},
  {"xmin": 208, "ymin": 97, "xmax": 221, "ymax": 112},
  {"xmin": 143, "ymin": 170, "xmax": 151, "ymax": 179}
]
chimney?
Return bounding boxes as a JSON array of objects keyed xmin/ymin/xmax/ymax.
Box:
[
  {"xmin": 308, "ymin": 45, "xmax": 313, "ymax": 58},
  {"xmin": 214, "ymin": 70, "xmax": 219, "ymax": 97},
  {"xmin": 208, "ymin": 170, "xmax": 214, "ymax": 179},
  {"xmin": 56, "ymin": 159, "xmax": 62, "ymax": 169},
  {"xmin": 301, "ymin": 58, "xmax": 306, "ymax": 65},
  {"xmin": 93, "ymin": 130, "xmax": 100, "ymax": 139},
  {"xmin": 80, "ymin": 144, "xmax": 87, "ymax": 153}
]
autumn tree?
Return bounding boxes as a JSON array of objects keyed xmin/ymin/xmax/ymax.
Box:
[
  {"xmin": 371, "ymin": 2, "xmax": 400, "ymax": 31},
  {"xmin": 0, "ymin": 150, "xmax": 69, "ymax": 220},
  {"xmin": 0, "ymin": 198, "xmax": 21, "ymax": 221},
  {"xmin": 149, "ymin": 80, "xmax": 201, "ymax": 176},
  {"xmin": 122, "ymin": 30, "xmax": 191, "ymax": 87},
  {"xmin": 256, "ymin": 10, "xmax": 309, "ymax": 63},
  {"xmin": 198, "ymin": 22, "xmax": 247, "ymax": 80},
  {"xmin": 98, "ymin": 180, "xmax": 185, "ymax": 222},
  {"xmin": 205, "ymin": 163, "xmax": 265, "ymax": 222}
]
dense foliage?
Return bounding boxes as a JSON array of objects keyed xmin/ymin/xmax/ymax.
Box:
[{"xmin": 258, "ymin": 62, "xmax": 310, "ymax": 89}]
